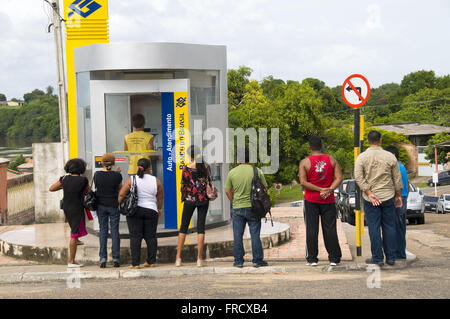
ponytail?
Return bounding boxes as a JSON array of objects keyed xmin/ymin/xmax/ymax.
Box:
[{"xmin": 136, "ymin": 158, "xmax": 151, "ymax": 178}]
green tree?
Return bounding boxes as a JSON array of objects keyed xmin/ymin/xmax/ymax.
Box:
[
  {"xmin": 23, "ymin": 89, "xmax": 45, "ymax": 104},
  {"xmin": 229, "ymin": 79, "xmax": 324, "ymax": 184},
  {"xmin": 7, "ymin": 93, "xmax": 60, "ymax": 140},
  {"xmin": 376, "ymin": 88, "xmax": 450, "ymax": 125},
  {"xmin": 400, "ymin": 70, "xmax": 437, "ymax": 96},
  {"xmin": 227, "ymin": 66, "xmax": 253, "ymax": 109},
  {"xmin": 424, "ymin": 132, "xmax": 450, "ymax": 165},
  {"xmin": 363, "ymin": 128, "xmax": 412, "ymax": 166},
  {"xmin": 7, "ymin": 154, "xmax": 26, "ymax": 171},
  {"xmin": 46, "ymin": 86, "xmax": 55, "ymax": 96},
  {"xmin": 323, "ymin": 126, "xmax": 354, "ymax": 175},
  {"xmin": 260, "ymin": 75, "xmax": 286, "ymax": 100},
  {"xmin": 364, "ymin": 83, "xmax": 401, "ymax": 120},
  {"xmin": 436, "ymin": 75, "xmax": 450, "ymax": 90},
  {"xmin": 0, "ymin": 93, "xmax": 6, "ymax": 101}
]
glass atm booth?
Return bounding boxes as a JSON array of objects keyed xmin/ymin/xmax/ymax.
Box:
[{"xmin": 73, "ymin": 43, "xmax": 229, "ymax": 235}]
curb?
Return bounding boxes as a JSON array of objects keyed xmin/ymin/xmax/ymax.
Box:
[
  {"xmin": 0, "ymin": 265, "xmax": 293, "ymax": 284},
  {"xmin": 322, "ymin": 253, "xmax": 417, "ymax": 273},
  {"xmin": 0, "ymin": 253, "xmax": 419, "ymax": 284}
]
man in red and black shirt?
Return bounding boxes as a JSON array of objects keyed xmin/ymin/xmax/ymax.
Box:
[{"xmin": 298, "ymin": 136, "xmax": 343, "ymax": 266}]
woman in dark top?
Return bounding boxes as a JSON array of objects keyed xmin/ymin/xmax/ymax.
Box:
[
  {"xmin": 95, "ymin": 153, "xmax": 123, "ymax": 268},
  {"xmin": 49, "ymin": 158, "xmax": 89, "ymax": 268},
  {"xmin": 175, "ymin": 146, "xmax": 211, "ymax": 267}
]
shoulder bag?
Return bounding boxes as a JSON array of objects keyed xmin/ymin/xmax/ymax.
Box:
[
  {"xmin": 206, "ymin": 166, "xmax": 218, "ymax": 201},
  {"xmin": 83, "ymin": 172, "xmax": 98, "ymax": 211},
  {"xmin": 119, "ymin": 175, "xmax": 138, "ymax": 217}
]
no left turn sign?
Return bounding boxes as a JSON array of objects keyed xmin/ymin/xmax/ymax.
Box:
[{"xmin": 341, "ymin": 74, "xmax": 371, "ymax": 109}]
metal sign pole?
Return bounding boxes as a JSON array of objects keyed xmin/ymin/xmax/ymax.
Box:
[
  {"xmin": 360, "ymin": 114, "xmax": 365, "ymax": 236},
  {"xmin": 354, "ymin": 109, "xmax": 362, "ymax": 257},
  {"xmin": 50, "ymin": 0, "xmax": 69, "ymax": 164}
]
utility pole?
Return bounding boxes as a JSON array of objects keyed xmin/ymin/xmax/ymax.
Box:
[{"xmin": 48, "ymin": 0, "xmax": 70, "ymax": 164}]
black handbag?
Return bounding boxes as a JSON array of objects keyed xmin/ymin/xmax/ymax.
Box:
[
  {"xmin": 83, "ymin": 172, "xmax": 98, "ymax": 211},
  {"xmin": 119, "ymin": 175, "xmax": 138, "ymax": 217}
]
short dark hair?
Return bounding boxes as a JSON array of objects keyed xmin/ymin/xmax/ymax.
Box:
[
  {"xmin": 64, "ymin": 158, "xmax": 86, "ymax": 175},
  {"xmin": 384, "ymin": 146, "xmax": 399, "ymax": 160},
  {"xmin": 368, "ymin": 130, "xmax": 382, "ymax": 144},
  {"xmin": 132, "ymin": 113, "xmax": 145, "ymax": 129},
  {"xmin": 308, "ymin": 136, "xmax": 323, "ymax": 151}
]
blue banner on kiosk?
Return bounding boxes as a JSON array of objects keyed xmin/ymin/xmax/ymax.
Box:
[
  {"xmin": 161, "ymin": 92, "xmax": 189, "ymax": 229},
  {"xmin": 161, "ymin": 92, "xmax": 177, "ymax": 229}
]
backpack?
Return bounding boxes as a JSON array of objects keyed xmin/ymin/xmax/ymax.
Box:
[{"xmin": 250, "ymin": 166, "xmax": 273, "ymax": 226}]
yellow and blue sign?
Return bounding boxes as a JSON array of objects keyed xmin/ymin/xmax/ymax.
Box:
[
  {"xmin": 161, "ymin": 92, "xmax": 190, "ymax": 229},
  {"xmin": 64, "ymin": 0, "xmax": 109, "ymax": 159}
]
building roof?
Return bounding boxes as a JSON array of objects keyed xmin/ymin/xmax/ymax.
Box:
[
  {"xmin": 373, "ymin": 123, "xmax": 450, "ymax": 136},
  {"xmin": 432, "ymin": 140, "xmax": 450, "ymax": 147}
]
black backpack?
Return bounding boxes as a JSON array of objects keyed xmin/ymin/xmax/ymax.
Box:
[{"xmin": 250, "ymin": 166, "xmax": 273, "ymax": 226}]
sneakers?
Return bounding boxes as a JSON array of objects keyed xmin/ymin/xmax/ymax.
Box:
[
  {"xmin": 113, "ymin": 262, "xmax": 120, "ymax": 268},
  {"xmin": 330, "ymin": 262, "xmax": 340, "ymax": 267},
  {"xmin": 143, "ymin": 262, "xmax": 156, "ymax": 268},
  {"xmin": 67, "ymin": 263, "xmax": 83, "ymax": 268},
  {"xmin": 175, "ymin": 259, "xmax": 182, "ymax": 267},
  {"xmin": 386, "ymin": 260, "xmax": 395, "ymax": 266},
  {"xmin": 129, "ymin": 265, "xmax": 140, "ymax": 270},
  {"xmin": 253, "ymin": 261, "xmax": 269, "ymax": 268},
  {"xmin": 233, "ymin": 262, "xmax": 244, "ymax": 268},
  {"xmin": 306, "ymin": 262, "xmax": 318, "ymax": 267},
  {"xmin": 100, "ymin": 262, "xmax": 106, "ymax": 268}
]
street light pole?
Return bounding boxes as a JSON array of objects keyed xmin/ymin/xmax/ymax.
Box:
[{"xmin": 49, "ymin": 0, "xmax": 70, "ymax": 165}]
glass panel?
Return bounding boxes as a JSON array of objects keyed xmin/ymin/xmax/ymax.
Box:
[
  {"xmin": 76, "ymin": 72, "xmax": 92, "ymax": 170},
  {"xmin": 105, "ymin": 94, "xmax": 131, "ymax": 182}
]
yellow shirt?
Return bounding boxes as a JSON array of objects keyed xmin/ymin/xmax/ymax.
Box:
[{"xmin": 125, "ymin": 131, "xmax": 153, "ymax": 175}]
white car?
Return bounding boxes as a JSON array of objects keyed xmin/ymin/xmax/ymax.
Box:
[
  {"xmin": 407, "ymin": 183, "xmax": 425, "ymax": 224},
  {"xmin": 436, "ymin": 194, "xmax": 450, "ymax": 214}
]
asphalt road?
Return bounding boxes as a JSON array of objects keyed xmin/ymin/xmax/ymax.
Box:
[{"xmin": 420, "ymin": 184, "xmax": 450, "ymax": 196}]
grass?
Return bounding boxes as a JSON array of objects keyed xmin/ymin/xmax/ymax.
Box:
[{"xmin": 269, "ymin": 184, "xmax": 304, "ymax": 205}]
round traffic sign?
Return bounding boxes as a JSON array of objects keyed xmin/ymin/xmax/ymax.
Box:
[{"xmin": 341, "ymin": 74, "xmax": 371, "ymax": 109}]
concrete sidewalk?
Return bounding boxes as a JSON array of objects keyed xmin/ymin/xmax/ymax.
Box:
[{"xmin": 0, "ymin": 206, "xmax": 417, "ymax": 284}]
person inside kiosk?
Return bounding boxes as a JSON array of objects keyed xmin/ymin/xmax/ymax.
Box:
[{"xmin": 124, "ymin": 114, "xmax": 154, "ymax": 175}]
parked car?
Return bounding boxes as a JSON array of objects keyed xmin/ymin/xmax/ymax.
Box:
[
  {"xmin": 406, "ymin": 183, "xmax": 425, "ymax": 224},
  {"xmin": 436, "ymin": 194, "xmax": 450, "ymax": 214},
  {"xmin": 336, "ymin": 179, "xmax": 366, "ymax": 226},
  {"xmin": 427, "ymin": 170, "xmax": 450, "ymax": 186},
  {"xmin": 336, "ymin": 180, "xmax": 425, "ymax": 225},
  {"xmin": 423, "ymin": 195, "xmax": 439, "ymax": 212}
]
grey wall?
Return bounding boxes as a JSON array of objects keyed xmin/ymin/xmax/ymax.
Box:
[{"xmin": 33, "ymin": 143, "xmax": 66, "ymax": 223}]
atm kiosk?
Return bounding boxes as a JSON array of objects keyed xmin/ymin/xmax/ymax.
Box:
[{"xmin": 73, "ymin": 42, "xmax": 229, "ymax": 235}]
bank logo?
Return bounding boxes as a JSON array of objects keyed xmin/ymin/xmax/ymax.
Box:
[
  {"xmin": 68, "ymin": 0, "xmax": 102, "ymax": 19},
  {"xmin": 176, "ymin": 97, "xmax": 187, "ymax": 108}
]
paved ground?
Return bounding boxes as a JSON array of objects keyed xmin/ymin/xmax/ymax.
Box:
[{"xmin": 0, "ymin": 206, "xmax": 449, "ymax": 300}]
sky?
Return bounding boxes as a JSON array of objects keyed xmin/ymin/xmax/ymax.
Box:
[{"xmin": 0, "ymin": 0, "xmax": 449, "ymax": 100}]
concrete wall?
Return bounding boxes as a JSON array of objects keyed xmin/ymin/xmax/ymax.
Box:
[
  {"xmin": 33, "ymin": 143, "xmax": 66, "ymax": 223},
  {"xmin": 6, "ymin": 173, "xmax": 35, "ymax": 225}
]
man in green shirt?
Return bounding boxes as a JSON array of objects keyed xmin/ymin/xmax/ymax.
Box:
[{"xmin": 225, "ymin": 148, "xmax": 269, "ymax": 268}]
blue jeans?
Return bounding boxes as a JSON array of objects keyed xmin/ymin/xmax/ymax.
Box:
[
  {"xmin": 231, "ymin": 207, "xmax": 264, "ymax": 265},
  {"xmin": 364, "ymin": 197, "xmax": 397, "ymax": 263},
  {"xmin": 394, "ymin": 197, "xmax": 408, "ymax": 259},
  {"xmin": 97, "ymin": 204, "xmax": 121, "ymax": 263}
]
